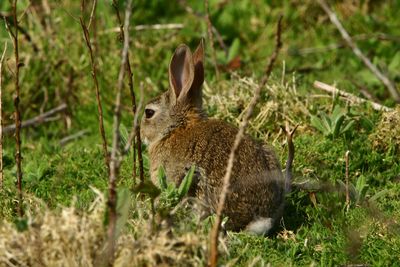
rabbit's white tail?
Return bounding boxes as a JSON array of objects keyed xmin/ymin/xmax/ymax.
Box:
[{"xmin": 245, "ymin": 217, "xmax": 274, "ymax": 235}]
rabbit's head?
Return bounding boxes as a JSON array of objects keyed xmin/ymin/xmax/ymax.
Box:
[{"xmin": 141, "ymin": 40, "xmax": 205, "ymax": 145}]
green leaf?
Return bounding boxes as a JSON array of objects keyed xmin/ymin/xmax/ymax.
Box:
[
  {"xmin": 340, "ymin": 120, "xmax": 355, "ymax": 135},
  {"xmin": 321, "ymin": 114, "xmax": 332, "ymax": 136},
  {"xmin": 178, "ymin": 165, "xmax": 195, "ymax": 199},
  {"xmin": 311, "ymin": 115, "xmax": 328, "ymax": 134},
  {"xmin": 332, "ymin": 114, "xmax": 345, "ymax": 138},
  {"xmin": 157, "ymin": 165, "xmax": 168, "ymax": 190},
  {"xmin": 227, "ymin": 38, "xmax": 241, "ymax": 62}
]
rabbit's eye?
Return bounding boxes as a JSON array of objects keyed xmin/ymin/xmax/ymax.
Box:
[{"xmin": 145, "ymin": 108, "xmax": 155, "ymax": 119}]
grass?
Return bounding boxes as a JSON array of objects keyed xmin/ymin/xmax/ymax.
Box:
[{"xmin": 1, "ymin": 0, "xmax": 400, "ymax": 266}]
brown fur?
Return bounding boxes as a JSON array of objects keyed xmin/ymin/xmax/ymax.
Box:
[{"xmin": 141, "ymin": 41, "xmax": 285, "ymax": 231}]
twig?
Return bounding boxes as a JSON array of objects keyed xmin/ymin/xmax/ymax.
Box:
[
  {"xmin": 345, "ymin": 150, "xmax": 350, "ymax": 211},
  {"xmin": 87, "ymin": 0, "xmax": 97, "ymax": 30},
  {"xmin": 317, "ymin": 0, "xmax": 400, "ymax": 103},
  {"xmin": 7, "ymin": 0, "xmax": 24, "ymax": 217},
  {"xmin": 134, "ymin": 23, "xmax": 183, "ymax": 31},
  {"xmin": 313, "ymin": 81, "xmax": 393, "ymax": 112},
  {"xmin": 0, "ymin": 42, "xmax": 7, "ymax": 189},
  {"xmin": 60, "ymin": 129, "xmax": 90, "ymax": 146},
  {"xmin": 3, "ymin": 103, "xmax": 67, "ymax": 134},
  {"xmin": 204, "ymin": 0, "xmax": 220, "ymax": 80},
  {"xmin": 123, "ymin": 82, "xmax": 144, "ymax": 154},
  {"xmin": 208, "ymin": 15, "xmax": 283, "ymax": 267},
  {"xmin": 112, "ymin": 0, "xmax": 145, "ymax": 184},
  {"xmin": 281, "ymin": 122, "xmax": 298, "ymax": 193},
  {"xmin": 80, "ymin": 13, "xmax": 109, "ymax": 174},
  {"xmin": 99, "ymin": 24, "xmax": 184, "ymax": 35},
  {"xmin": 107, "ymin": 0, "xmax": 133, "ymax": 264}
]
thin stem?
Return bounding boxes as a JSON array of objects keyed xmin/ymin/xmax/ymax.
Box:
[
  {"xmin": 10, "ymin": 0, "xmax": 24, "ymax": 217},
  {"xmin": 107, "ymin": 0, "xmax": 133, "ymax": 264},
  {"xmin": 208, "ymin": 15, "xmax": 283, "ymax": 267},
  {"xmin": 112, "ymin": 0, "xmax": 145, "ymax": 184},
  {"xmin": 0, "ymin": 42, "xmax": 7, "ymax": 189},
  {"xmin": 80, "ymin": 17, "xmax": 110, "ymax": 173}
]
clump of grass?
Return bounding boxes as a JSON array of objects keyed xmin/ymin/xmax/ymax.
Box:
[
  {"xmin": 0, "ymin": 189, "xmax": 211, "ymax": 267},
  {"xmin": 369, "ymin": 106, "xmax": 400, "ymax": 154},
  {"xmin": 203, "ymin": 73, "xmax": 310, "ymax": 141}
]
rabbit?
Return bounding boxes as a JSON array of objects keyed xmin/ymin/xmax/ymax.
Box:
[{"xmin": 140, "ymin": 40, "xmax": 286, "ymax": 234}]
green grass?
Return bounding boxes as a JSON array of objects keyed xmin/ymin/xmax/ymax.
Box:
[{"xmin": 1, "ymin": 0, "xmax": 400, "ymax": 266}]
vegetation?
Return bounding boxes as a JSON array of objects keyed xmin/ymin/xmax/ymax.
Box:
[{"xmin": 1, "ymin": 0, "xmax": 399, "ymax": 266}]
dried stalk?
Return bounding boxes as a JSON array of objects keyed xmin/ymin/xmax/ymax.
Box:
[
  {"xmin": 313, "ymin": 81, "xmax": 392, "ymax": 112},
  {"xmin": 208, "ymin": 15, "xmax": 283, "ymax": 267},
  {"xmin": 345, "ymin": 150, "xmax": 350, "ymax": 211},
  {"xmin": 80, "ymin": 14, "xmax": 109, "ymax": 173},
  {"xmin": 204, "ymin": 0, "xmax": 220, "ymax": 80},
  {"xmin": 282, "ymin": 122, "xmax": 298, "ymax": 193},
  {"xmin": 0, "ymin": 42, "xmax": 7, "ymax": 189},
  {"xmin": 112, "ymin": 0, "xmax": 145, "ymax": 184},
  {"xmin": 7, "ymin": 0, "xmax": 24, "ymax": 217},
  {"xmin": 3, "ymin": 104, "xmax": 67, "ymax": 134},
  {"xmin": 87, "ymin": 0, "xmax": 97, "ymax": 30},
  {"xmin": 107, "ymin": 0, "xmax": 133, "ymax": 263},
  {"xmin": 317, "ymin": 0, "xmax": 400, "ymax": 103}
]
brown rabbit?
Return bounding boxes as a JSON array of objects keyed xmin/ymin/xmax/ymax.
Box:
[{"xmin": 140, "ymin": 40, "xmax": 286, "ymax": 234}]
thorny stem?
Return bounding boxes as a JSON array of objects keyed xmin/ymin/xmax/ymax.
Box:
[
  {"xmin": 208, "ymin": 15, "xmax": 283, "ymax": 267},
  {"xmin": 112, "ymin": 0, "xmax": 145, "ymax": 184}
]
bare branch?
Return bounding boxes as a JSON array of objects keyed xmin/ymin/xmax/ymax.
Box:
[
  {"xmin": 0, "ymin": 41, "xmax": 7, "ymax": 189},
  {"xmin": 112, "ymin": 0, "xmax": 145, "ymax": 184},
  {"xmin": 80, "ymin": 15, "xmax": 110, "ymax": 173},
  {"xmin": 313, "ymin": 81, "xmax": 393, "ymax": 112},
  {"xmin": 107, "ymin": 0, "xmax": 133, "ymax": 264},
  {"xmin": 87, "ymin": 0, "xmax": 97, "ymax": 30},
  {"xmin": 209, "ymin": 15, "xmax": 283, "ymax": 267},
  {"xmin": 3, "ymin": 104, "xmax": 67, "ymax": 134},
  {"xmin": 6, "ymin": 0, "xmax": 24, "ymax": 217},
  {"xmin": 204, "ymin": 0, "xmax": 220, "ymax": 80},
  {"xmin": 317, "ymin": 0, "xmax": 400, "ymax": 103}
]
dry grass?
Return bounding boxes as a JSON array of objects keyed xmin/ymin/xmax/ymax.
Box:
[
  {"xmin": 0, "ymin": 190, "xmax": 211, "ymax": 267},
  {"xmin": 203, "ymin": 72, "xmax": 310, "ymax": 142},
  {"xmin": 369, "ymin": 106, "xmax": 400, "ymax": 153}
]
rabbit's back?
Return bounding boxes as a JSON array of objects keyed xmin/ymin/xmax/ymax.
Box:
[{"xmin": 149, "ymin": 118, "xmax": 285, "ymax": 231}]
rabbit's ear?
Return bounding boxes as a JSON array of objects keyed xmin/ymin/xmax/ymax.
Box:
[
  {"xmin": 169, "ymin": 45, "xmax": 194, "ymax": 104},
  {"xmin": 186, "ymin": 38, "xmax": 205, "ymax": 109}
]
